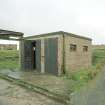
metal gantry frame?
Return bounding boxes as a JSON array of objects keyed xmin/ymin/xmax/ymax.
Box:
[
  {"xmin": 0, "ymin": 29, "xmax": 24, "ymax": 70},
  {"xmin": 0, "ymin": 29, "xmax": 23, "ymax": 40}
]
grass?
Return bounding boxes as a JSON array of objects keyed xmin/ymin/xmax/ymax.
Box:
[
  {"xmin": 0, "ymin": 50, "xmax": 19, "ymax": 70},
  {"xmin": 66, "ymin": 49, "xmax": 105, "ymax": 92},
  {"xmin": 92, "ymin": 49, "xmax": 105, "ymax": 65}
]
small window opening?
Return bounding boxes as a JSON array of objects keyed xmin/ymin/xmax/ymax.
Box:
[
  {"xmin": 83, "ymin": 46, "xmax": 88, "ymax": 52},
  {"xmin": 70, "ymin": 44, "xmax": 77, "ymax": 52}
]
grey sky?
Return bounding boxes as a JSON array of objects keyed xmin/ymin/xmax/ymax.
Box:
[{"xmin": 0, "ymin": 0, "xmax": 105, "ymax": 44}]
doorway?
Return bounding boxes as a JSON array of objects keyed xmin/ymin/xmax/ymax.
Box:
[
  {"xmin": 22, "ymin": 40, "xmax": 41, "ymax": 71},
  {"xmin": 32, "ymin": 41, "xmax": 36, "ymax": 69},
  {"xmin": 32, "ymin": 40, "xmax": 41, "ymax": 71}
]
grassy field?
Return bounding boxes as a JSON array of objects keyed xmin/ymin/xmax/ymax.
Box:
[
  {"xmin": 0, "ymin": 50, "xmax": 19, "ymax": 70},
  {"xmin": 92, "ymin": 49, "xmax": 105, "ymax": 65}
]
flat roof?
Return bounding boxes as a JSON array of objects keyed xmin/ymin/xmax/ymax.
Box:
[
  {"xmin": 0, "ymin": 29, "xmax": 23, "ymax": 36},
  {"xmin": 0, "ymin": 29, "xmax": 23, "ymax": 40},
  {"xmin": 25, "ymin": 31, "xmax": 92, "ymax": 41}
]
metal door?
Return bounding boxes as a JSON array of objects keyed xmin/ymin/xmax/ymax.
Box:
[
  {"xmin": 35, "ymin": 40, "xmax": 41, "ymax": 72},
  {"xmin": 23, "ymin": 40, "xmax": 33, "ymax": 70},
  {"xmin": 44, "ymin": 38, "xmax": 58, "ymax": 75}
]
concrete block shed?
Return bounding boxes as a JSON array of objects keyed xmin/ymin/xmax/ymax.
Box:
[{"xmin": 21, "ymin": 31, "xmax": 92, "ymax": 75}]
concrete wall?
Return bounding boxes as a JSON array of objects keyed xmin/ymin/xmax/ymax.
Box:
[
  {"xmin": 64, "ymin": 34, "xmax": 92, "ymax": 73},
  {"xmin": 58, "ymin": 35, "xmax": 63, "ymax": 75}
]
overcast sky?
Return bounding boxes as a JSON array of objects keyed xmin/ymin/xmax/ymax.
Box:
[{"xmin": 0, "ymin": 0, "xmax": 105, "ymax": 44}]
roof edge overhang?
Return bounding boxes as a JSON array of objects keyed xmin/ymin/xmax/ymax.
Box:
[
  {"xmin": 0, "ymin": 29, "xmax": 24, "ymax": 41},
  {"xmin": 24, "ymin": 31, "xmax": 92, "ymax": 41}
]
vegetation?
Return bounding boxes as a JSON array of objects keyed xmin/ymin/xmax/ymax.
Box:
[
  {"xmin": 65, "ymin": 49, "xmax": 105, "ymax": 92},
  {"xmin": 92, "ymin": 49, "xmax": 105, "ymax": 65},
  {"xmin": 0, "ymin": 50, "xmax": 19, "ymax": 70}
]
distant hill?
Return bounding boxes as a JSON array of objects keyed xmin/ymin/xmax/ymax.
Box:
[
  {"xmin": 0, "ymin": 44, "xmax": 17, "ymax": 50},
  {"xmin": 92, "ymin": 45, "xmax": 105, "ymax": 50}
]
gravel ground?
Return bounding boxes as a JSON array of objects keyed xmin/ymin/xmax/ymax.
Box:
[
  {"xmin": 0, "ymin": 70, "xmax": 72, "ymax": 97},
  {"xmin": 0, "ymin": 78, "xmax": 64, "ymax": 105},
  {"xmin": 71, "ymin": 70, "xmax": 105, "ymax": 105}
]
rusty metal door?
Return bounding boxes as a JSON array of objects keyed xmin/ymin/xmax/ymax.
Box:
[{"xmin": 44, "ymin": 38, "xmax": 58, "ymax": 75}]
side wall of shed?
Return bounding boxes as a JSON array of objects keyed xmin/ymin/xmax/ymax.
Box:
[{"xmin": 64, "ymin": 34, "xmax": 92, "ymax": 73}]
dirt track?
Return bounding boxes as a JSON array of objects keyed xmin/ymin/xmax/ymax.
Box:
[{"xmin": 0, "ymin": 78, "xmax": 64, "ymax": 105}]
